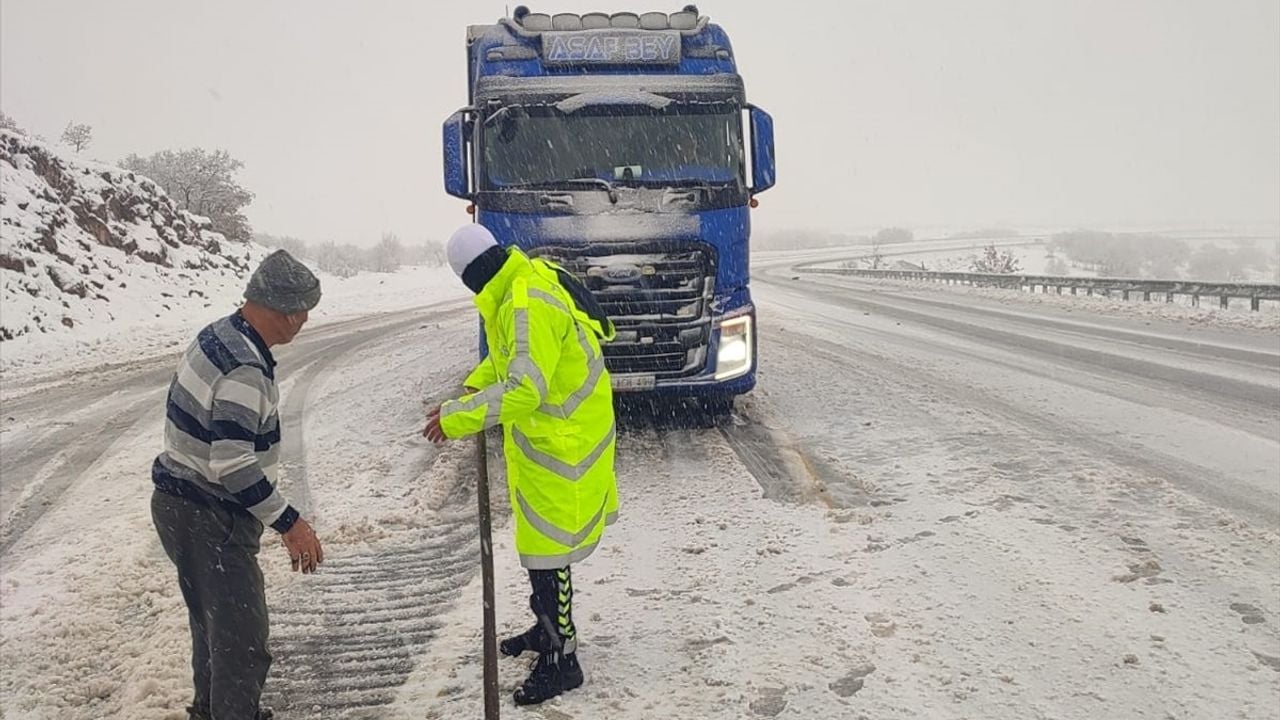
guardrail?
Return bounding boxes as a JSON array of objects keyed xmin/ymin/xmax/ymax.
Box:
[{"xmin": 796, "ymin": 265, "xmax": 1280, "ymax": 312}]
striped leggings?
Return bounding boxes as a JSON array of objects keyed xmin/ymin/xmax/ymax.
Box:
[{"xmin": 528, "ymin": 566, "xmax": 577, "ymax": 654}]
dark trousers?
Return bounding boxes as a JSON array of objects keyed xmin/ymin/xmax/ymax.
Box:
[
  {"xmin": 528, "ymin": 566, "xmax": 578, "ymax": 654},
  {"xmin": 152, "ymin": 488, "xmax": 271, "ymax": 720}
]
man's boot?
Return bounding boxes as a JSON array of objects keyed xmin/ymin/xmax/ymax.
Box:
[
  {"xmin": 500, "ymin": 593, "xmax": 554, "ymax": 657},
  {"xmin": 499, "ymin": 624, "xmax": 542, "ymax": 657},
  {"xmin": 513, "ymin": 648, "xmax": 584, "ymax": 706},
  {"xmin": 513, "ymin": 566, "xmax": 583, "ymax": 705}
]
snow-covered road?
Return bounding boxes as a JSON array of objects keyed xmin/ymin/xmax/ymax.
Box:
[
  {"xmin": 756, "ymin": 264, "xmax": 1280, "ymax": 529},
  {"xmin": 1, "ymin": 256, "xmax": 1277, "ymax": 719}
]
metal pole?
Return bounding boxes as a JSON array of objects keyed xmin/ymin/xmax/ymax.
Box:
[{"xmin": 476, "ymin": 431, "xmax": 500, "ymax": 719}]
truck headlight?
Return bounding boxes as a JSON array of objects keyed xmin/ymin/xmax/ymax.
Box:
[{"xmin": 714, "ymin": 314, "xmax": 754, "ymax": 381}]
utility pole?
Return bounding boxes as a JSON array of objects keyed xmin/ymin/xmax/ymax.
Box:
[{"xmin": 476, "ymin": 432, "xmax": 500, "ymax": 719}]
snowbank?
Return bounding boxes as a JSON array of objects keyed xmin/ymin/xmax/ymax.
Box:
[
  {"xmin": 0, "ymin": 263, "xmax": 467, "ymax": 382},
  {"xmin": 0, "ymin": 131, "xmax": 268, "ymax": 367},
  {"xmin": 0, "ymin": 130, "xmax": 468, "ymax": 379},
  {"xmin": 0, "ymin": 131, "xmax": 270, "ymax": 337}
]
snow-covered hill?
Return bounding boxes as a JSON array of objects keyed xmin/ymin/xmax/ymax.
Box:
[{"xmin": 0, "ymin": 130, "xmax": 270, "ymax": 364}]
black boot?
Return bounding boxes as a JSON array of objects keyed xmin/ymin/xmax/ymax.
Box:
[
  {"xmin": 499, "ymin": 624, "xmax": 547, "ymax": 657},
  {"xmin": 512, "ymin": 649, "xmax": 584, "ymax": 706},
  {"xmin": 502, "ymin": 591, "xmax": 556, "ymax": 657},
  {"xmin": 510, "ymin": 565, "xmax": 584, "ymax": 705}
]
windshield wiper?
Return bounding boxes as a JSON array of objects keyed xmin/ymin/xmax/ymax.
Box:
[{"xmin": 504, "ymin": 178, "xmax": 619, "ymax": 204}]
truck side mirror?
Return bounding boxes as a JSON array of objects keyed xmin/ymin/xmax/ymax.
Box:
[
  {"xmin": 749, "ymin": 106, "xmax": 776, "ymax": 195},
  {"xmin": 443, "ymin": 110, "xmax": 472, "ymax": 199}
]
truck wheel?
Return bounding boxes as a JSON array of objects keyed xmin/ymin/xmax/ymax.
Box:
[{"xmin": 699, "ymin": 397, "xmax": 734, "ymax": 423}]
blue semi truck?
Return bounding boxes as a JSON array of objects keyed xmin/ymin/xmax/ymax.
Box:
[{"xmin": 442, "ymin": 5, "xmax": 775, "ymax": 412}]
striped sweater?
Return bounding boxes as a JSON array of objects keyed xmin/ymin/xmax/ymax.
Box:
[{"xmin": 152, "ymin": 310, "xmax": 299, "ymax": 533}]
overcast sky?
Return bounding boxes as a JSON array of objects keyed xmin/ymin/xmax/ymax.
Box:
[{"xmin": 3, "ymin": 1, "xmax": 1278, "ymax": 245}]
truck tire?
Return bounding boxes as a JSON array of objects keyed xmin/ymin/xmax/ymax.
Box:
[{"xmin": 699, "ymin": 397, "xmax": 734, "ymax": 423}]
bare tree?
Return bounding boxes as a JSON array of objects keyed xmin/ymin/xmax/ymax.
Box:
[
  {"xmin": 256, "ymin": 233, "xmax": 311, "ymax": 261},
  {"xmin": 371, "ymin": 232, "xmax": 404, "ymax": 273},
  {"xmin": 874, "ymin": 227, "xmax": 914, "ymax": 245},
  {"xmin": 868, "ymin": 237, "xmax": 885, "ymax": 269},
  {"xmin": 121, "ymin": 148, "xmax": 255, "ymax": 241},
  {"xmin": 865, "ymin": 227, "xmax": 913, "ymax": 269},
  {"xmin": 310, "ymin": 241, "xmax": 367, "ymax": 278},
  {"xmin": 60, "ymin": 122, "xmax": 93, "ymax": 152},
  {"xmin": 256, "ymin": 233, "xmax": 450, "ymax": 276},
  {"xmin": 1231, "ymin": 241, "xmax": 1270, "ymax": 281},
  {"xmin": 404, "ymin": 239, "xmax": 447, "ymax": 267},
  {"xmin": 0, "ymin": 111, "xmax": 24, "ymax": 134},
  {"xmin": 1187, "ymin": 242, "xmax": 1269, "ymax": 282},
  {"xmin": 1050, "ymin": 230, "xmax": 1192, "ymax": 278},
  {"xmin": 971, "ymin": 243, "xmax": 1022, "ymax": 274}
]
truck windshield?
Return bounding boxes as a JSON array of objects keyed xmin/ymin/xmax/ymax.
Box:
[{"xmin": 481, "ymin": 104, "xmax": 745, "ymax": 190}]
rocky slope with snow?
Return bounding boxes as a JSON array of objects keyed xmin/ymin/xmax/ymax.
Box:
[{"xmin": 0, "ymin": 130, "xmax": 268, "ymax": 357}]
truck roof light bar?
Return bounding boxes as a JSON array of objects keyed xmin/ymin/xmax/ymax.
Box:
[
  {"xmin": 506, "ymin": 6, "xmax": 709, "ymax": 36},
  {"xmin": 582, "ymin": 12, "xmax": 610, "ymax": 29},
  {"xmin": 522, "ymin": 13, "xmax": 553, "ymax": 31},
  {"xmin": 641, "ymin": 12, "xmax": 669, "ymax": 30},
  {"xmin": 553, "ymin": 13, "xmax": 582, "ymax": 30},
  {"xmin": 611, "ymin": 12, "xmax": 641, "ymax": 28},
  {"xmin": 668, "ymin": 10, "xmax": 698, "ymax": 30}
]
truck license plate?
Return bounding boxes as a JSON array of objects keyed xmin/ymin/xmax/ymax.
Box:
[{"xmin": 611, "ymin": 374, "xmax": 656, "ymax": 392}]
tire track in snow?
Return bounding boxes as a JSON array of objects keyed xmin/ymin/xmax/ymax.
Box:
[
  {"xmin": 272, "ymin": 301, "xmax": 469, "ymax": 515},
  {"xmin": 0, "ymin": 358, "xmax": 173, "ymax": 557},
  {"xmin": 0, "ymin": 389, "xmax": 164, "ymax": 556},
  {"xmin": 615, "ymin": 403, "xmax": 844, "ymax": 510},
  {"xmin": 262, "ymin": 512, "xmax": 479, "ymax": 717},
  {"xmin": 0, "ymin": 303, "xmax": 468, "ymax": 559},
  {"xmin": 718, "ymin": 416, "xmax": 842, "ymax": 508},
  {"xmin": 261, "ymin": 305, "xmax": 483, "ymax": 718}
]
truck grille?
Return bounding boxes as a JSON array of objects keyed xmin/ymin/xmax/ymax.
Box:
[{"xmin": 528, "ymin": 242, "xmax": 716, "ymax": 379}]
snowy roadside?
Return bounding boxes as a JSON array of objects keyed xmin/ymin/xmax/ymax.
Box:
[
  {"xmin": 0, "ymin": 311, "xmax": 475, "ymax": 719},
  {"xmin": 783, "ymin": 269, "xmax": 1280, "ymax": 333},
  {"xmin": 2, "ymin": 248, "xmax": 1277, "ymax": 719},
  {"xmin": 395, "ymin": 410, "xmax": 1280, "ymax": 719},
  {"xmin": 0, "ymin": 264, "xmax": 469, "ymax": 384},
  {"xmin": 0, "ymin": 408, "xmax": 194, "ymax": 717},
  {"xmin": 388, "ymin": 300, "xmax": 1280, "ymax": 719}
]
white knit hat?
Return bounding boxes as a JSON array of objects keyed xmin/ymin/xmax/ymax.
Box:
[{"xmin": 447, "ymin": 224, "xmax": 499, "ymax": 277}]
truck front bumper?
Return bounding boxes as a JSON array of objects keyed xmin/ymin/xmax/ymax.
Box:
[{"xmin": 609, "ymin": 294, "xmax": 757, "ymax": 398}]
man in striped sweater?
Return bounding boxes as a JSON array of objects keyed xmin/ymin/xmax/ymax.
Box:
[{"xmin": 151, "ymin": 249, "xmax": 324, "ymax": 720}]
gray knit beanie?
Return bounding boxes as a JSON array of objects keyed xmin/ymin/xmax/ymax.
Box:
[{"xmin": 244, "ymin": 250, "xmax": 321, "ymax": 314}]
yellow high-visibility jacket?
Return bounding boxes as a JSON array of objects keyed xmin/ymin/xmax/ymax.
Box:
[{"xmin": 440, "ymin": 248, "xmax": 618, "ymax": 569}]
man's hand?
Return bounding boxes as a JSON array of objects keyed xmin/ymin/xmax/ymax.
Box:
[
  {"xmin": 282, "ymin": 517, "xmax": 324, "ymax": 574},
  {"xmin": 423, "ymin": 405, "xmax": 447, "ymax": 444}
]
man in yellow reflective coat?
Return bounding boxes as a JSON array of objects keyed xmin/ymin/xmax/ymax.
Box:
[{"xmin": 424, "ymin": 223, "xmax": 619, "ymax": 706}]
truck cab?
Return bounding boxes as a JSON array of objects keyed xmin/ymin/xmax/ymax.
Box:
[{"xmin": 443, "ymin": 6, "xmax": 775, "ymax": 409}]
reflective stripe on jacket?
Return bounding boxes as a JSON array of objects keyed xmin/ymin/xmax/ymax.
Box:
[{"xmin": 440, "ymin": 248, "xmax": 619, "ymax": 569}]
